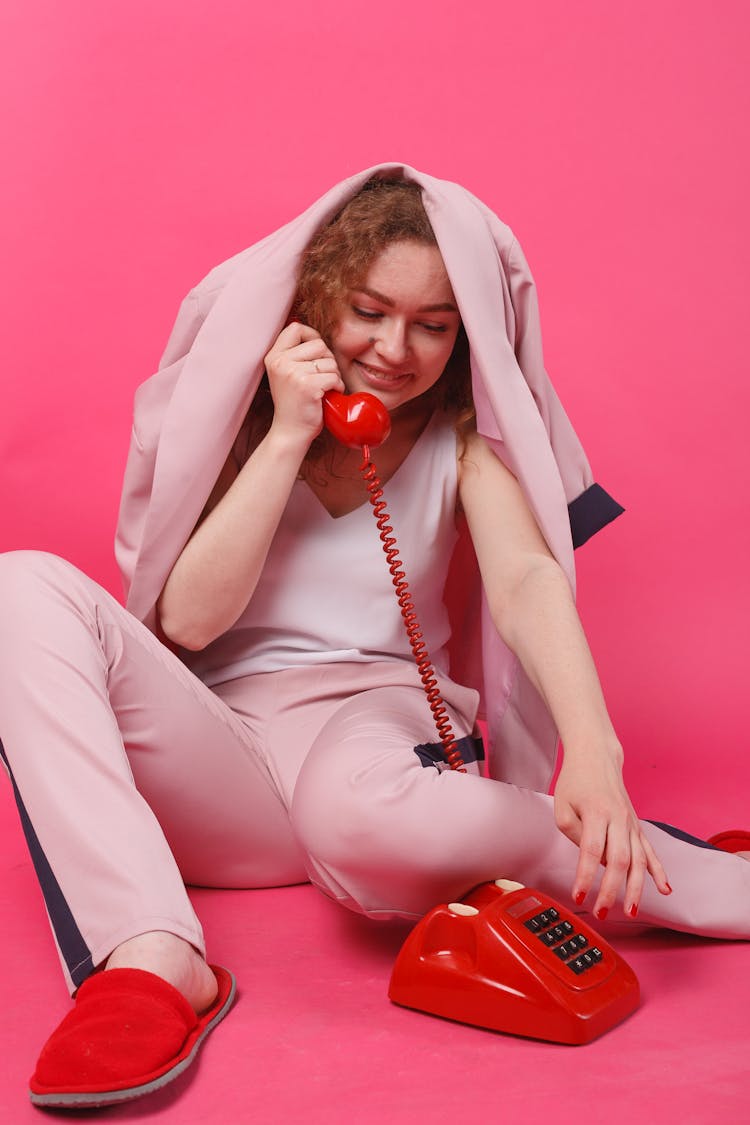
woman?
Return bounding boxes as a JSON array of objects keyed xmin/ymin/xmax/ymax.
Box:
[{"xmin": 1, "ymin": 167, "xmax": 748, "ymax": 1109}]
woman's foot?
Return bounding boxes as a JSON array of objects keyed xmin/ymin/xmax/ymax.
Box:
[
  {"xmin": 30, "ymin": 965, "xmax": 236, "ymax": 1107},
  {"xmin": 105, "ymin": 931, "xmax": 218, "ymax": 1013}
]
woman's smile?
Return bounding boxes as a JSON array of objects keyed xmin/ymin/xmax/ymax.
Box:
[{"xmin": 354, "ymin": 360, "xmax": 413, "ymax": 389}]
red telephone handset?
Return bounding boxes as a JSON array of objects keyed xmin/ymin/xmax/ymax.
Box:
[
  {"xmin": 322, "ymin": 390, "xmax": 640, "ymax": 1042},
  {"xmin": 322, "ymin": 391, "xmax": 391, "ymax": 451}
]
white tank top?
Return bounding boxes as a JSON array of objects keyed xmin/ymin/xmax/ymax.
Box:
[{"xmin": 185, "ymin": 411, "xmax": 460, "ymax": 687}]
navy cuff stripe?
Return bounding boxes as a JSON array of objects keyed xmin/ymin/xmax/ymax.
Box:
[
  {"xmin": 568, "ymin": 483, "xmax": 625, "ymax": 549},
  {"xmin": 414, "ymin": 734, "xmax": 485, "ymax": 770},
  {"xmin": 0, "ymin": 738, "xmax": 94, "ymax": 986}
]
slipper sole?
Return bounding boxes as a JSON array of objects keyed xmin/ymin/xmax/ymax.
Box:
[{"xmin": 29, "ymin": 965, "xmax": 236, "ymax": 1108}]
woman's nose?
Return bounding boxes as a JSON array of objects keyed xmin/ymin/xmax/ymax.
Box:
[{"xmin": 374, "ymin": 320, "xmax": 409, "ymax": 364}]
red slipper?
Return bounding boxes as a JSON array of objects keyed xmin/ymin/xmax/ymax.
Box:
[
  {"xmin": 29, "ymin": 964, "xmax": 236, "ymax": 1108},
  {"xmin": 707, "ymin": 829, "xmax": 750, "ymax": 854}
]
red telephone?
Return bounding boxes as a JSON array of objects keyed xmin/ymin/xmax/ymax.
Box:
[
  {"xmin": 322, "ymin": 390, "xmax": 391, "ymax": 450},
  {"xmin": 389, "ymin": 879, "xmax": 640, "ymax": 1044},
  {"xmin": 322, "ymin": 390, "xmax": 641, "ymax": 1043}
]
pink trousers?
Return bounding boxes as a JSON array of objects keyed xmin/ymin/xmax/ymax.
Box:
[{"xmin": 0, "ymin": 550, "xmax": 748, "ymax": 993}]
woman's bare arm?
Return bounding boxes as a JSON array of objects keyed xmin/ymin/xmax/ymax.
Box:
[
  {"xmin": 157, "ymin": 428, "xmax": 309, "ymax": 650},
  {"xmin": 458, "ymin": 428, "xmax": 670, "ymax": 916},
  {"xmin": 157, "ymin": 323, "xmax": 344, "ymax": 650}
]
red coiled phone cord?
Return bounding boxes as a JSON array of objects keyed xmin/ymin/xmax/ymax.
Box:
[{"xmin": 359, "ymin": 445, "xmax": 467, "ymax": 774}]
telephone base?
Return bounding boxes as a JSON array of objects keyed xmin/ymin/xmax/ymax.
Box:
[{"xmin": 389, "ymin": 879, "xmax": 640, "ymax": 1045}]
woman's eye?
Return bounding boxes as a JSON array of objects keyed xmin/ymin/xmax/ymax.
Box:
[{"xmin": 351, "ymin": 307, "xmax": 448, "ymax": 334}]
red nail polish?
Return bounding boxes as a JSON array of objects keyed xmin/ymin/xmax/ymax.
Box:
[
  {"xmin": 665, "ymin": 883, "xmax": 673, "ymax": 894},
  {"xmin": 595, "ymin": 907, "xmax": 608, "ymax": 921},
  {"xmin": 629, "ymin": 903, "xmax": 638, "ymax": 918},
  {"xmin": 574, "ymin": 891, "xmax": 586, "ymax": 906}
]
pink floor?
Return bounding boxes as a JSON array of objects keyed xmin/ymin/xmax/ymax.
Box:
[{"xmin": 1, "ymin": 781, "xmax": 748, "ymax": 1124}]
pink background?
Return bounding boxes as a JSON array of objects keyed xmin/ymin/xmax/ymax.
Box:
[{"xmin": 1, "ymin": 2, "xmax": 749, "ymax": 1122}]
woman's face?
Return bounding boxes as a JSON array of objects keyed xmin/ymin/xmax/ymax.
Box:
[{"xmin": 329, "ymin": 241, "xmax": 461, "ymax": 413}]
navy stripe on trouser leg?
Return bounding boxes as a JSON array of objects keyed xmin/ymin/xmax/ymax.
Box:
[
  {"xmin": 646, "ymin": 819, "xmax": 721, "ymax": 851},
  {"xmin": 0, "ymin": 737, "xmax": 93, "ymax": 986}
]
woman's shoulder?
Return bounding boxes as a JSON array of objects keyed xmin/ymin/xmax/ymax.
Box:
[{"xmin": 456, "ymin": 425, "xmax": 520, "ymax": 493}]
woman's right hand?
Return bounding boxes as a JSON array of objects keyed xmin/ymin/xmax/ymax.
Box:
[{"xmin": 263, "ymin": 322, "xmax": 345, "ymax": 446}]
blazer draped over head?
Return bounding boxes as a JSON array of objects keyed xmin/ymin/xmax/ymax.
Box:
[{"xmin": 115, "ymin": 162, "xmax": 623, "ymax": 793}]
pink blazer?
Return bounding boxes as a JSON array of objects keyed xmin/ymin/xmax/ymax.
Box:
[{"xmin": 115, "ymin": 163, "xmax": 623, "ymax": 792}]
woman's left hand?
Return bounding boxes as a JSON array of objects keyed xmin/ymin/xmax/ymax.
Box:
[{"xmin": 553, "ymin": 748, "xmax": 671, "ymax": 918}]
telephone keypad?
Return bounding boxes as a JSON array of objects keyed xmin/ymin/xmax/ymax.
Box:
[{"xmin": 524, "ymin": 907, "xmax": 604, "ymax": 977}]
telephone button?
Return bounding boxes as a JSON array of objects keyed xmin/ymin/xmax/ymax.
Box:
[
  {"xmin": 527, "ymin": 910, "xmax": 558, "ymax": 930},
  {"xmin": 566, "ymin": 934, "xmax": 588, "ymax": 954},
  {"xmin": 447, "ymin": 903, "xmax": 480, "ymax": 917},
  {"xmin": 568, "ymin": 957, "xmax": 588, "ymax": 975},
  {"xmin": 550, "ymin": 925, "xmax": 567, "ymax": 942},
  {"xmin": 555, "ymin": 944, "xmax": 571, "ymax": 960},
  {"xmin": 494, "ymin": 879, "xmax": 525, "ymax": 893},
  {"xmin": 590, "ymin": 947, "xmax": 604, "ymax": 963},
  {"xmin": 561, "ymin": 920, "xmax": 575, "ymax": 935},
  {"xmin": 539, "ymin": 931, "xmax": 558, "ymax": 947}
]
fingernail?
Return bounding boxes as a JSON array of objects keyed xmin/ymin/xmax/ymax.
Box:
[
  {"xmin": 595, "ymin": 907, "xmax": 609, "ymax": 921},
  {"xmin": 574, "ymin": 891, "xmax": 586, "ymax": 905},
  {"xmin": 628, "ymin": 903, "xmax": 638, "ymax": 918},
  {"xmin": 665, "ymin": 882, "xmax": 673, "ymax": 894}
]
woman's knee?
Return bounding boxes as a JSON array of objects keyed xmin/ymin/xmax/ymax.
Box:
[
  {"xmin": 0, "ymin": 549, "xmax": 60, "ymax": 605},
  {"xmin": 0, "ymin": 549, "xmax": 74, "ymax": 591},
  {"xmin": 0, "ymin": 551, "xmax": 93, "ymax": 638}
]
